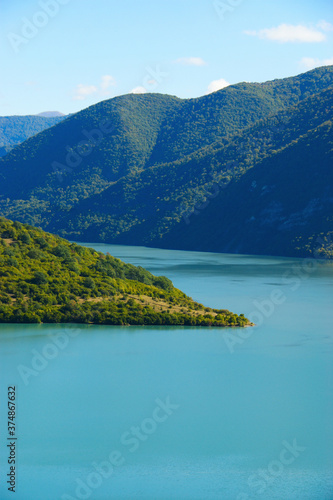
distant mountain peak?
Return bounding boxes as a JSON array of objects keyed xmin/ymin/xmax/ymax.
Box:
[{"xmin": 36, "ymin": 111, "xmax": 64, "ymax": 117}]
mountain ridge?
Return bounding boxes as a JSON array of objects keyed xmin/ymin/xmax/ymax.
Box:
[
  {"xmin": 0, "ymin": 114, "xmax": 67, "ymax": 157},
  {"xmin": 36, "ymin": 112, "xmax": 64, "ymax": 117},
  {"xmin": 44, "ymin": 85, "xmax": 333, "ymax": 258},
  {"xmin": 0, "ymin": 66, "xmax": 332, "ymax": 258}
]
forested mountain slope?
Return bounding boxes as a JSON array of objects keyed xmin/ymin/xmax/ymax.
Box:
[
  {"xmin": 44, "ymin": 87, "xmax": 333, "ymax": 259},
  {"xmin": 161, "ymin": 120, "xmax": 333, "ymax": 258},
  {"xmin": 0, "ymin": 66, "xmax": 332, "ymax": 258},
  {"xmin": 0, "ymin": 218, "xmax": 249, "ymax": 326},
  {"xmin": 0, "ymin": 114, "xmax": 66, "ymax": 153}
]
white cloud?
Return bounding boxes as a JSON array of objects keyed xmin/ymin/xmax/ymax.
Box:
[
  {"xmin": 73, "ymin": 75, "xmax": 117, "ymax": 101},
  {"xmin": 244, "ymin": 24, "xmax": 326, "ymax": 43},
  {"xmin": 176, "ymin": 57, "xmax": 207, "ymax": 66},
  {"xmin": 317, "ymin": 20, "xmax": 333, "ymax": 32},
  {"xmin": 300, "ymin": 56, "xmax": 333, "ymax": 70},
  {"xmin": 73, "ymin": 84, "xmax": 98, "ymax": 101},
  {"xmin": 130, "ymin": 86, "xmax": 147, "ymax": 94},
  {"xmin": 207, "ymin": 78, "xmax": 230, "ymax": 94},
  {"xmin": 100, "ymin": 75, "xmax": 116, "ymax": 95}
]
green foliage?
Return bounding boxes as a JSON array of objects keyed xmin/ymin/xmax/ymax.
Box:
[
  {"xmin": 0, "ymin": 115, "xmax": 65, "ymax": 149},
  {"xmin": 161, "ymin": 119, "xmax": 333, "ymax": 258},
  {"xmin": 52, "ymin": 244, "xmax": 71, "ymax": 259},
  {"xmin": 46, "ymin": 83, "xmax": 333, "ymax": 259},
  {"xmin": 1, "ymin": 66, "xmax": 332, "ymax": 258},
  {"xmin": 33, "ymin": 271, "xmax": 48, "ymax": 285},
  {"xmin": 83, "ymin": 277, "xmax": 95, "ymax": 289},
  {"xmin": 18, "ymin": 232, "xmax": 31, "ymax": 244},
  {"xmin": 0, "ymin": 218, "xmax": 249, "ymax": 326}
]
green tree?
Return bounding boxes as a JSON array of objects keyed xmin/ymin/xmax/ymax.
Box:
[{"xmin": 33, "ymin": 271, "xmax": 48, "ymax": 285}]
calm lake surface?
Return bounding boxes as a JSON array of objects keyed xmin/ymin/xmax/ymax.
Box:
[{"xmin": 0, "ymin": 245, "xmax": 332, "ymax": 499}]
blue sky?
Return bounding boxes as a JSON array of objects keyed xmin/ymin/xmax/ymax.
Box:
[{"xmin": 1, "ymin": 0, "xmax": 333, "ymax": 115}]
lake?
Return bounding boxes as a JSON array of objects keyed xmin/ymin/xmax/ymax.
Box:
[{"xmin": 0, "ymin": 245, "xmax": 332, "ymax": 499}]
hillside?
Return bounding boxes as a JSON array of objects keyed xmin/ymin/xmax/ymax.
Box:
[
  {"xmin": 0, "ymin": 145, "xmax": 16, "ymax": 158},
  {"xmin": 0, "ymin": 218, "xmax": 249, "ymax": 326},
  {"xmin": 46, "ymin": 86, "xmax": 333, "ymax": 258},
  {"xmin": 0, "ymin": 66, "xmax": 332, "ymax": 258},
  {"xmin": 146, "ymin": 66, "xmax": 333, "ymax": 167},
  {"xmin": 0, "ymin": 114, "xmax": 66, "ymax": 154},
  {"xmin": 161, "ymin": 119, "xmax": 333, "ymax": 258},
  {"xmin": 0, "ymin": 94, "xmax": 181, "ymax": 201},
  {"xmin": 1, "ymin": 67, "xmax": 332, "ymax": 204}
]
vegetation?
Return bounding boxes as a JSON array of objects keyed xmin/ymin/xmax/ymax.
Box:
[
  {"xmin": 0, "ymin": 218, "xmax": 250, "ymax": 326},
  {"xmin": 0, "ymin": 115, "xmax": 65, "ymax": 149},
  {"xmin": 161, "ymin": 118, "xmax": 333, "ymax": 258},
  {"xmin": 0, "ymin": 66, "xmax": 332, "ymax": 258},
  {"xmin": 0, "ymin": 145, "xmax": 16, "ymax": 158},
  {"xmin": 52, "ymin": 86, "xmax": 333, "ymax": 258}
]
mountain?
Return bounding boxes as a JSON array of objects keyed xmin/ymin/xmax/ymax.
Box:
[
  {"xmin": 36, "ymin": 111, "xmax": 65, "ymax": 117},
  {"xmin": 51, "ymin": 86, "xmax": 332, "ymax": 256},
  {"xmin": 0, "ymin": 145, "xmax": 16, "ymax": 158},
  {"xmin": 0, "ymin": 66, "xmax": 332, "ymax": 258},
  {"xmin": 161, "ymin": 116, "xmax": 333, "ymax": 258},
  {"xmin": 0, "ymin": 217, "xmax": 249, "ymax": 326},
  {"xmin": 0, "ymin": 93, "xmax": 181, "ymax": 199},
  {"xmin": 0, "ymin": 114, "xmax": 66, "ymax": 156}
]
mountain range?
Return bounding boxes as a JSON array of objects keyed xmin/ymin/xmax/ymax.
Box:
[
  {"xmin": 0, "ymin": 114, "xmax": 66, "ymax": 157},
  {"xmin": 0, "ymin": 66, "xmax": 332, "ymax": 258},
  {"xmin": 36, "ymin": 112, "xmax": 65, "ymax": 118}
]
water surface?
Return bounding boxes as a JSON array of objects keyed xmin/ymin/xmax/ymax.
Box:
[{"xmin": 0, "ymin": 246, "xmax": 332, "ymax": 499}]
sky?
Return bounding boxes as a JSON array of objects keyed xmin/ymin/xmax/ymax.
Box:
[{"xmin": 0, "ymin": 0, "xmax": 333, "ymax": 115}]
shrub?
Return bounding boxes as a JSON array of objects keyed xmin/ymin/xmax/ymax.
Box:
[
  {"xmin": 83, "ymin": 277, "xmax": 95, "ymax": 289},
  {"xmin": 27, "ymin": 249, "xmax": 43, "ymax": 259},
  {"xmin": 18, "ymin": 232, "xmax": 31, "ymax": 245},
  {"xmin": 52, "ymin": 244, "xmax": 71, "ymax": 259},
  {"xmin": 33, "ymin": 271, "xmax": 48, "ymax": 285}
]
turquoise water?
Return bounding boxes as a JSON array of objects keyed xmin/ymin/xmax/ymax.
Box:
[{"xmin": 0, "ymin": 246, "xmax": 332, "ymax": 499}]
